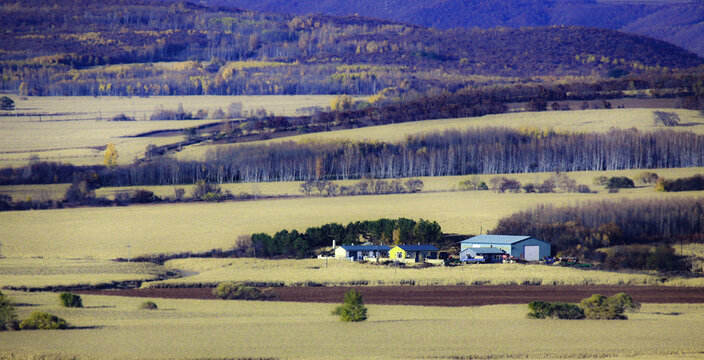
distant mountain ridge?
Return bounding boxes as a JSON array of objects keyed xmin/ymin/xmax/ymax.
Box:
[{"xmin": 203, "ymin": 0, "xmax": 704, "ymax": 56}]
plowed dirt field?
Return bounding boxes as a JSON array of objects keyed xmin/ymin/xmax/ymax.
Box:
[{"xmin": 78, "ymin": 285, "xmax": 704, "ymax": 306}]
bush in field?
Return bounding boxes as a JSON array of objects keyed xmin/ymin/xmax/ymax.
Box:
[
  {"xmin": 0, "ymin": 291, "xmax": 19, "ymax": 331},
  {"xmin": 140, "ymin": 301, "xmax": 158, "ymax": 310},
  {"xmin": 19, "ymin": 311, "xmax": 68, "ymax": 330},
  {"xmin": 111, "ymin": 113, "xmax": 134, "ymax": 121},
  {"xmin": 593, "ymin": 176, "xmax": 608, "ymax": 186},
  {"xmin": 529, "ymin": 293, "xmax": 638, "ymax": 320},
  {"xmin": 633, "ymin": 171, "xmax": 659, "ymax": 185},
  {"xmin": 130, "ymin": 189, "xmax": 160, "ymax": 203},
  {"xmin": 59, "ymin": 293, "xmax": 82, "ymax": 308},
  {"xmin": 332, "ymin": 289, "xmax": 368, "ymax": 322},
  {"xmin": 579, "ymin": 293, "xmax": 639, "ymax": 320},
  {"xmin": 656, "ymin": 174, "xmax": 704, "ymax": 192},
  {"xmin": 213, "ymin": 282, "xmax": 276, "ymax": 300},
  {"xmin": 606, "ymin": 176, "xmax": 635, "ymax": 189},
  {"xmin": 527, "ymin": 301, "xmax": 584, "ymax": 319}
]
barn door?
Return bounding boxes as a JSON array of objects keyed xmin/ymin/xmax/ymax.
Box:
[{"xmin": 524, "ymin": 246, "xmax": 539, "ymax": 261}]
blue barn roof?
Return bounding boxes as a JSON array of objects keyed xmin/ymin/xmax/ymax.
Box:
[
  {"xmin": 340, "ymin": 245, "xmax": 391, "ymax": 251},
  {"xmin": 396, "ymin": 245, "xmax": 439, "ymax": 251},
  {"xmin": 461, "ymin": 235, "xmax": 535, "ymax": 245}
]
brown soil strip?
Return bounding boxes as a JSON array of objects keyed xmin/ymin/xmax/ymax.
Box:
[{"xmin": 77, "ymin": 285, "xmax": 704, "ymax": 306}]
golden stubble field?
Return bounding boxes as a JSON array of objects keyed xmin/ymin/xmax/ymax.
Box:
[
  {"xmin": 178, "ymin": 107, "xmax": 704, "ymax": 160},
  {"xmin": 1, "ymin": 290, "xmax": 704, "ymax": 360},
  {"xmin": 1, "ymin": 185, "xmax": 702, "ymax": 260},
  {"xmin": 0, "ymin": 95, "xmax": 342, "ymax": 166},
  {"xmin": 150, "ymin": 258, "xmax": 704, "ymax": 288}
]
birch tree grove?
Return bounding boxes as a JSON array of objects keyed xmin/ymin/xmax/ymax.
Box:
[{"xmin": 97, "ymin": 127, "xmax": 704, "ymax": 186}]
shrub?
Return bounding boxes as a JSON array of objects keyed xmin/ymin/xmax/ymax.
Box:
[
  {"xmin": 130, "ymin": 189, "xmax": 160, "ymax": 203},
  {"xmin": 527, "ymin": 301, "xmax": 584, "ymax": 319},
  {"xmin": 0, "ymin": 291, "xmax": 19, "ymax": 331},
  {"xmin": 111, "ymin": 113, "xmax": 134, "ymax": 121},
  {"xmin": 579, "ymin": 293, "xmax": 639, "ymax": 320},
  {"xmin": 19, "ymin": 311, "xmax": 68, "ymax": 330},
  {"xmin": 633, "ymin": 171, "xmax": 659, "ymax": 185},
  {"xmin": 606, "ymin": 177, "xmax": 635, "ymax": 189},
  {"xmin": 593, "ymin": 176, "xmax": 608, "ymax": 186},
  {"xmin": 577, "ymin": 184, "xmax": 592, "ymax": 193},
  {"xmin": 212, "ymin": 282, "xmax": 275, "ymax": 300},
  {"xmin": 140, "ymin": 301, "xmax": 158, "ymax": 310},
  {"xmin": 0, "ymin": 96, "xmax": 15, "ymax": 110},
  {"xmin": 332, "ymin": 289, "xmax": 368, "ymax": 322},
  {"xmin": 59, "ymin": 293, "xmax": 83, "ymax": 308},
  {"xmin": 608, "ymin": 292, "xmax": 640, "ymax": 314},
  {"xmin": 657, "ymin": 174, "xmax": 704, "ymax": 192}
]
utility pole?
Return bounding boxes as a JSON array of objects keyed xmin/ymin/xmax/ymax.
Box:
[{"xmin": 126, "ymin": 245, "xmax": 131, "ymax": 262}]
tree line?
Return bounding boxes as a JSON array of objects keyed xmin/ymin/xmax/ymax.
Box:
[
  {"xmin": 2, "ymin": 127, "xmax": 703, "ymax": 187},
  {"xmin": 2, "ymin": 0, "xmax": 703, "ymax": 97},
  {"xmin": 491, "ymin": 198, "xmax": 703, "ymax": 269}
]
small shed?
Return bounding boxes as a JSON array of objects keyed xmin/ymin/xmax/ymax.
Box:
[
  {"xmin": 460, "ymin": 235, "xmax": 551, "ymax": 261},
  {"xmin": 459, "ymin": 247, "xmax": 506, "ymax": 263},
  {"xmin": 335, "ymin": 245, "xmax": 391, "ymax": 261},
  {"xmin": 389, "ymin": 245, "xmax": 439, "ymax": 262}
]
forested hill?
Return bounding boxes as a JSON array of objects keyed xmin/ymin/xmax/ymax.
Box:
[
  {"xmin": 207, "ymin": 0, "xmax": 704, "ymax": 57},
  {"xmin": 1, "ymin": 0, "xmax": 703, "ymax": 96}
]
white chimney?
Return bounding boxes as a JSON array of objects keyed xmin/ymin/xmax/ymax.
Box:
[{"xmin": 332, "ymin": 240, "xmax": 336, "ymax": 249}]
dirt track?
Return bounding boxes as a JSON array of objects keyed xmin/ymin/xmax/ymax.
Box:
[{"xmin": 78, "ymin": 285, "xmax": 704, "ymax": 306}]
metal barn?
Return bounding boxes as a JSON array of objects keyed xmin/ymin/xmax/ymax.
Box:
[{"xmin": 460, "ymin": 235, "xmax": 551, "ymax": 261}]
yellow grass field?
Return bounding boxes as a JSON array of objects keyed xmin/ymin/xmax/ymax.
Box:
[
  {"xmin": 0, "ymin": 95, "xmax": 342, "ymax": 166},
  {"xmin": 1, "ymin": 167, "xmax": 701, "ymax": 202},
  {"xmin": 0, "ymin": 258, "xmax": 167, "ymax": 289},
  {"xmin": 149, "ymin": 258, "xmax": 704, "ymax": 288},
  {"xmin": 1, "ymin": 184, "xmax": 702, "ymax": 260},
  {"xmin": 178, "ymin": 108, "xmax": 704, "ymax": 160},
  {"xmin": 1, "ymin": 290, "xmax": 703, "ymax": 359}
]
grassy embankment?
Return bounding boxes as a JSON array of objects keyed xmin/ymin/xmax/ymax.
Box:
[{"xmin": 1, "ymin": 290, "xmax": 703, "ymax": 360}]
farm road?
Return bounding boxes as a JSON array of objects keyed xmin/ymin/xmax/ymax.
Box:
[{"xmin": 79, "ymin": 285, "xmax": 704, "ymax": 306}]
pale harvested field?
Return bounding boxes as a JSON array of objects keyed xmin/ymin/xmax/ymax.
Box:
[
  {"xmin": 0, "ymin": 258, "xmax": 167, "ymax": 289},
  {"xmin": 2, "ymin": 167, "xmax": 700, "ymax": 202},
  {"xmin": 1, "ymin": 186, "xmax": 701, "ymax": 259},
  {"xmin": 149, "ymin": 258, "xmax": 704, "ymax": 288},
  {"xmin": 1, "ymin": 290, "xmax": 703, "ymax": 359},
  {"xmin": 178, "ymin": 108, "xmax": 704, "ymax": 160},
  {"xmin": 0, "ymin": 95, "xmax": 342, "ymax": 166}
]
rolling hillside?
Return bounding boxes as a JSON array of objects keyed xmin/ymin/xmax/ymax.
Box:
[
  {"xmin": 208, "ymin": 0, "xmax": 704, "ymax": 57},
  {"xmin": 1, "ymin": 0, "xmax": 702, "ymax": 96}
]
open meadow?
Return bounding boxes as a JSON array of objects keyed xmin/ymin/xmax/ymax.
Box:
[
  {"xmin": 177, "ymin": 108, "xmax": 704, "ymax": 161},
  {"xmin": 1, "ymin": 184, "xmax": 702, "ymax": 260},
  {"xmin": 1, "ymin": 167, "xmax": 701, "ymax": 202},
  {"xmin": 149, "ymin": 258, "xmax": 704, "ymax": 288},
  {"xmin": 1, "ymin": 290, "xmax": 703, "ymax": 360},
  {"xmin": 0, "ymin": 95, "xmax": 342, "ymax": 167},
  {"xmin": 0, "ymin": 258, "xmax": 168, "ymax": 290}
]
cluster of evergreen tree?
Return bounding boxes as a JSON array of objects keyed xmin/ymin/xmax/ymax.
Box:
[{"xmin": 250, "ymin": 218, "xmax": 442, "ymax": 258}]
